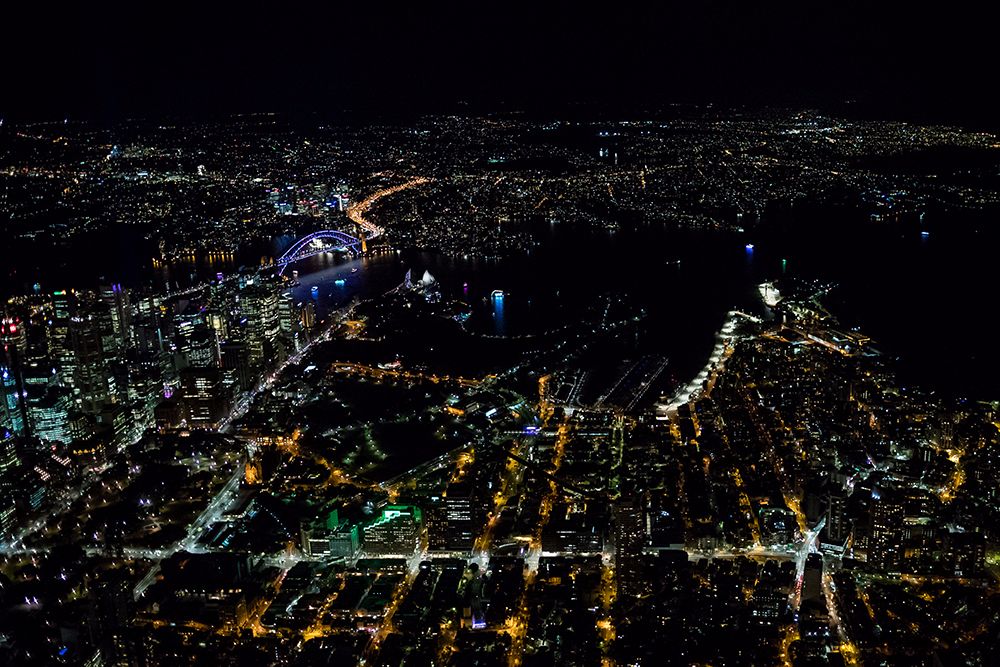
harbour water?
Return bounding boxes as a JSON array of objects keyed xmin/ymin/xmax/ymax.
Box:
[{"xmin": 288, "ymin": 204, "xmax": 1000, "ymax": 401}]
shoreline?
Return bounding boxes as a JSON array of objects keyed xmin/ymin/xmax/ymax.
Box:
[{"xmin": 656, "ymin": 309, "xmax": 755, "ymax": 420}]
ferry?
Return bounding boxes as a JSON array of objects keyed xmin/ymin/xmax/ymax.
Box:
[
  {"xmin": 335, "ymin": 278, "xmax": 346, "ymax": 287},
  {"xmin": 310, "ymin": 285, "xmax": 319, "ymax": 297}
]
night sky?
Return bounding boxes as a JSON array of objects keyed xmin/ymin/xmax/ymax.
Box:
[{"xmin": 3, "ymin": 2, "xmax": 998, "ymax": 125}]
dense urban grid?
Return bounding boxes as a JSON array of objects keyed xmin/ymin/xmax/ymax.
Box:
[{"xmin": 0, "ymin": 110, "xmax": 998, "ymax": 666}]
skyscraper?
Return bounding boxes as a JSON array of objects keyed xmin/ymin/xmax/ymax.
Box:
[
  {"xmin": 1, "ymin": 315, "xmax": 30, "ymax": 437},
  {"xmin": 240, "ymin": 286, "xmax": 281, "ymax": 370},
  {"xmin": 615, "ymin": 493, "xmax": 646, "ymax": 600},
  {"xmin": 0, "ymin": 429, "xmax": 20, "ymax": 539},
  {"xmin": 100, "ymin": 283, "xmax": 133, "ymax": 352},
  {"xmin": 26, "ymin": 385, "xmax": 72, "ymax": 444},
  {"xmin": 69, "ymin": 304, "xmax": 116, "ymax": 414},
  {"xmin": 824, "ymin": 479, "xmax": 851, "ymax": 549},
  {"xmin": 0, "ymin": 366, "xmax": 26, "ymax": 436},
  {"xmin": 179, "ymin": 368, "xmax": 230, "ymax": 428},
  {"xmin": 49, "ymin": 290, "xmax": 76, "ymax": 389},
  {"xmin": 176, "ymin": 320, "xmax": 220, "ymax": 369},
  {"xmin": 429, "ymin": 482, "xmax": 477, "ymax": 553},
  {"xmin": 868, "ymin": 488, "xmax": 904, "ymax": 572}
]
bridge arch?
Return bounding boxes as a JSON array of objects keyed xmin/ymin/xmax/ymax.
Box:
[{"xmin": 276, "ymin": 230, "xmax": 361, "ymax": 268}]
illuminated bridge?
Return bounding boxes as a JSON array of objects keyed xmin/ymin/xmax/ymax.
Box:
[{"xmin": 275, "ymin": 229, "xmax": 365, "ymax": 270}]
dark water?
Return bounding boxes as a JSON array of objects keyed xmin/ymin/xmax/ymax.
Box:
[
  {"xmin": 288, "ymin": 225, "xmax": 758, "ymax": 392},
  {"xmin": 285, "ymin": 206, "xmax": 999, "ymax": 401},
  {"xmin": 750, "ymin": 204, "xmax": 1000, "ymax": 401},
  {"xmin": 5, "ymin": 204, "xmax": 998, "ymax": 401}
]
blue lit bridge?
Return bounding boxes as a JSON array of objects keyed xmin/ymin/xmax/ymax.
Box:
[{"xmin": 276, "ymin": 229, "xmax": 365, "ymax": 271}]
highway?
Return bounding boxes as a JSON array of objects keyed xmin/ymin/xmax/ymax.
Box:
[
  {"xmin": 346, "ymin": 176, "xmax": 431, "ymax": 239},
  {"xmin": 219, "ymin": 296, "xmax": 361, "ymax": 432}
]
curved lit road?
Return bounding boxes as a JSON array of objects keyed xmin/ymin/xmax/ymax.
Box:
[{"xmin": 346, "ymin": 176, "xmax": 431, "ymax": 238}]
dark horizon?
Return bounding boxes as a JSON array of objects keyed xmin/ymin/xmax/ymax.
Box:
[{"xmin": 4, "ymin": 2, "xmax": 999, "ymax": 129}]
